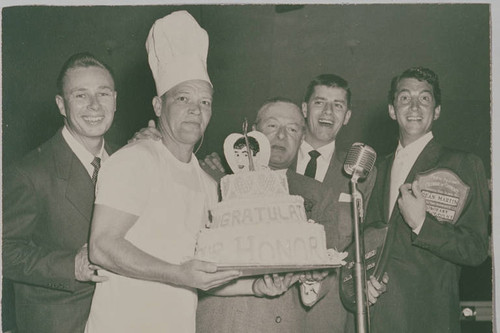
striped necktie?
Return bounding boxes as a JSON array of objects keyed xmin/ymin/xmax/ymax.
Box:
[{"xmin": 91, "ymin": 156, "xmax": 101, "ymax": 185}]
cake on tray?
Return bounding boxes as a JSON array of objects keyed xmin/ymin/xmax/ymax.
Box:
[{"xmin": 194, "ymin": 129, "xmax": 346, "ymax": 269}]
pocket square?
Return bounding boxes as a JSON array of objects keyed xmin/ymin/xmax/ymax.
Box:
[{"xmin": 338, "ymin": 192, "xmax": 352, "ymax": 203}]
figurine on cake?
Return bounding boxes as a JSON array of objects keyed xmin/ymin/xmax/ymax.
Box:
[
  {"xmin": 229, "ymin": 134, "xmax": 261, "ymax": 172},
  {"xmin": 224, "ymin": 121, "xmax": 270, "ymax": 173}
]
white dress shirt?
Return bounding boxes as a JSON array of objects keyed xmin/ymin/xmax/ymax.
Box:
[
  {"xmin": 389, "ymin": 131, "xmax": 434, "ymax": 233},
  {"xmin": 296, "ymin": 139, "xmax": 336, "ymax": 302},
  {"xmin": 296, "ymin": 140, "xmax": 336, "ymax": 182},
  {"xmin": 62, "ymin": 126, "xmax": 108, "ymax": 178}
]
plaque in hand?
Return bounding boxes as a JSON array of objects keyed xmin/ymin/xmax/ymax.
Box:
[{"xmin": 415, "ymin": 168, "xmax": 470, "ymax": 224}]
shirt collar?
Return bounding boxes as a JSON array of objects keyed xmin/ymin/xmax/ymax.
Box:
[
  {"xmin": 62, "ymin": 126, "xmax": 105, "ymax": 166},
  {"xmin": 396, "ymin": 131, "xmax": 433, "ymax": 158},
  {"xmin": 300, "ymin": 139, "xmax": 336, "ymax": 163}
]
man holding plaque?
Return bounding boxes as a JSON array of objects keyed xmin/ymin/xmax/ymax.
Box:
[{"xmin": 367, "ymin": 67, "xmax": 489, "ymax": 333}]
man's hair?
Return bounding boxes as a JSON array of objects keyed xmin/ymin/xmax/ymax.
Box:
[
  {"xmin": 56, "ymin": 52, "xmax": 115, "ymax": 96},
  {"xmin": 388, "ymin": 67, "xmax": 441, "ymax": 106},
  {"xmin": 234, "ymin": 136, "xmax": 260, "ymax": 156},
  {"xmin": 303, "ymin": 74, "xmax": 352, "ymax": 108},
  {"xmin": 254, "ymin": 97, "xmax": 303, "ymax": 126}
]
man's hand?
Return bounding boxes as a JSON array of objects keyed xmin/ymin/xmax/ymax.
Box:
[
  {"xmin": 176, "ymin": 259, "xmax": 241, "ymax": 291},
  {"xmin": 75, "ymin": 244, "xmax": 108, "ymax": 283},
  {"xmin": 398, "ymin": 180, "xmax": 427, "ymax": 230},
  {"xmin": 366, "ymin": 272, "xmax": 389, "ymax": 306},
  {"xmin": 252, "ymin": 273, "xmax": 300, "ymax": 297},
  {"xmin": 298, "ymin": 270, "xmax": 329, "ymax": 283},
  {"xmin": 199, "ymin": 152, "xmax": 227, "ymax": 183},
  {"xmin": 128, "ymin": 120, "xmax": 162, "ymax": 143}
]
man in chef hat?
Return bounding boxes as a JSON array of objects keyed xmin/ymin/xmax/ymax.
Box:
[{"xmin": 85, "ymin": 11, "xmax": 242, "ymax": 333}]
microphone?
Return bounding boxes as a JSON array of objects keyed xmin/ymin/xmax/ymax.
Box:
[{"xmin": 344, "ymin": 142, "xmax": 377, "ymax": 182}]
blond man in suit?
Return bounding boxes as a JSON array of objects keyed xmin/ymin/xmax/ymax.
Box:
[{"xmin": 3, "ymin": 52, "xmax": 117, "ymax": 333}]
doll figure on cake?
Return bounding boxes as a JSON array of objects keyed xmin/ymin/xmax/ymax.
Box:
[{"xmin": 224, "ymin": 124, "xmax": 270, "ymax": 174}]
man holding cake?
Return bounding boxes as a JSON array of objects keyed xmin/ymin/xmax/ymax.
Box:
[
  {"xmin": 196, "ymin": 97, "xmax": 333, "ymax": 332},
  {"xmin": 84, "ymin": 11, "xmax": 242, "ymax": 332}
]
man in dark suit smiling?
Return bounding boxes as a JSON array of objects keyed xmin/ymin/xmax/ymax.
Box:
[
  {"xmin": 3, "ymin": 52, "xmax": 117, "ymax": 333},
  {"xmin": 367, "ymin": 67, "xmax": 489, "ymax": 333}
]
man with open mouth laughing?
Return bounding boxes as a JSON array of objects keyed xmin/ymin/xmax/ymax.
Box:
[{"xmin": 292, "ymin": 74, "xmax": 378, "ymax": 333}]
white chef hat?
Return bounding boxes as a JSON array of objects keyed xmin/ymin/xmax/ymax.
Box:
[{"xmin": 146, "ymin": 10, "xmax": 212, "ymax": 97}]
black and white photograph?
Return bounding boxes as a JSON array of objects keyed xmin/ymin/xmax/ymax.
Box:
[{"xmin": 1, "ymin": 1, "xmax": 495, "ymax": 332}]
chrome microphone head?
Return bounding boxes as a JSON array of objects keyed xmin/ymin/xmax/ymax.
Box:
[{"xmin": 344, "ymin": 142, "xmax": 377, "ymax": 180}]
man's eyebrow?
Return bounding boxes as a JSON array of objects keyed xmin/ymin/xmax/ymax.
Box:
[
  {"xmin": 396, "ymin": 88, "xmax": 433, "ymax": 95},
  {"xmin": 98, "ymin": 85, "xmax": 114, "ymax": 90},
  {"xmin": 69, "ymin": 87, "xmax": 87, "ymax": 94},
  {"xmin": 262, "ymin": 116, "xmax": 278, "ymax": 122}
]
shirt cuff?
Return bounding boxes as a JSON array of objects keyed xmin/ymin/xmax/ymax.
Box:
[
  {"xmin": 412, "ymin": 217, "xmax": 425, "ymax": 235},
  {"xmin": 300, "ymin": 281, "xmax": 321, "ymax": 307}
]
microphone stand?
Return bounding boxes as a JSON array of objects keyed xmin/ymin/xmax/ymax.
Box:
[{"xmin": 351, "ymin": 175, "xmax": 370, "ymax": 333}]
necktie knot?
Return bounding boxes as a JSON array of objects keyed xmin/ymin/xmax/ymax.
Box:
[
  {"xmin": 308, "ymin": 150, "xmax": 321, "ymax": 159},
  {"xmin": 91, "ymin": 156, "xmax": 101, "ymax": 185},
  {"xmin": 304, "ymin": 150, "xmax": 321, "ymax": 179}
]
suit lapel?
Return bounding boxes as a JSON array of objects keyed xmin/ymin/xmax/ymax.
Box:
[
  {"xmin": 287, "ymin": 169, "xmax": 321, "ymax": 202},
  {"xmin": 404, "ymin": 139, "xmax": 442, "ymax": 184},
  {"xmin": 52, "ymin": 130, "xmax": 95, "ymax": 222},
  {"xmin": 322, "ymin": 149, "xmax": 345, "ymax": 188},
  {"xmin": 388, "ymin": 139, "xmax": 441, "ymax": 224},
  {"xmin": 380, "ymin": 154, "xmax": 395, "ymax": 223}
]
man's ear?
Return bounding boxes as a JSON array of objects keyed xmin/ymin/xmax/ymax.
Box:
[
  {"xmin": 343, "ymin": 109, "xmax": 352, "ymax": 125},
  {"xmin": 388, "ymin": 104, "xmax": 397, "ymax": 120},
  {"xmin": 433, "ymin": 105, "xmax": 441, "ymax": 120},
  {"xmin": 113, "ymin": 91, "xmax": 118, "ymax": 112},
  {"xmin": 152, "ymin": 96, "xmax": 162, "ymax": 117},
  {"xmin": 55, "ymin": 95, "xmax": 66, "ymax": 117},
  {"xmin": 301, "ymin": 102, "xmax": 308, "ymax": 119}
]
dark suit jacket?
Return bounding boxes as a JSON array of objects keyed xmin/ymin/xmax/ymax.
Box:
[
  {"xmin": 367, "ymin": 139, "xmax": 489, "ymax": 333},
  {"xmin": 292, "ymin": 148, "xmax": 377, "ymax": 333},
  {"xmin": 196, "ymin": 170, "xmax": 332, "ymax": 333},
  {"xmin": 3, "ymin": 129, "xmax": 116, "ymax": 333}
]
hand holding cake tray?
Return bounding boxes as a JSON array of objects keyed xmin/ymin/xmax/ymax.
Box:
[{"xmin": 195, "ymin": 126, "xmax": 347, "ymax": 277}]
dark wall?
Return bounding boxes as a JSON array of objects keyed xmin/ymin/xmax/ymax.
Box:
[{"xmin": 2, "ymin": 4, "xmax": 491, "ymax": 177}]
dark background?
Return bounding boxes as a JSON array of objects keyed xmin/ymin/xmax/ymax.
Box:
[{"xmin": 2, "ymin": 3, "xmax": 492, "ymax": 330}]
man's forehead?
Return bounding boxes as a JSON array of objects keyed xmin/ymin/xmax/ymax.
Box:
[
  {"xmin": 261, "ymin": 104, "xmax": 303, "ymax": 123},
  {"xmin": 169, "ymin": 79, "xmax": 213, "ymax": 95},
  {"xmin": 63, "ymin": 66, "xmax": 115, "ymax": 91},
  {"xmin": 311, "ymin": 85, "xmax": 348, "ymax": 100},
  {"xmin": 396, "ymin": 78, "xmax": 433, "ymax": 94}
]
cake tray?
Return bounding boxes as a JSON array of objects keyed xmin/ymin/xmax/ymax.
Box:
[{"xmin": 217, "ymin": 263, "xmax": 341, "ymax": 277}]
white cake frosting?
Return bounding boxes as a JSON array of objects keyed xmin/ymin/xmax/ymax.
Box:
[
  {"xmin": 220, "ymin": 168, "xmax": 288, "ymax": 200},
  {"xmin": 210, "ymin": 195, "xmax": 306, "ymax": 229},
  {"xmin": 195, "ymin": 169, "xmax": 340, "ymax": 266},
  {"xmin": 196, "ymin": 223, "xmax": 328, "ymax": 265}
]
